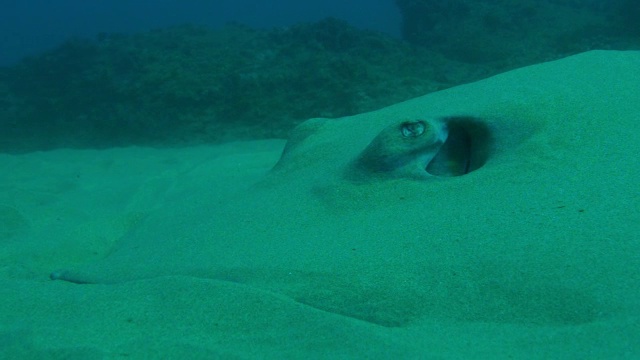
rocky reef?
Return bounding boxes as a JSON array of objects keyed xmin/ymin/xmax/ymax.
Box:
[
  {"xmin": 0, "ymin": 2, "xmax": 637, "ymax": 152},
  {"xmin": 395, "ymin": 0, "xmax": 639, "ymax": 63}
]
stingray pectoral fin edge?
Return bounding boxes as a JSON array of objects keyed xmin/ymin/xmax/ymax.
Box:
[
  {"xmin": 50, "ymin": 268, "xmax": 115, "ymax": 284},
  {"xmin": 50, "ymin": 269, "xmax": 88, "ymax": 284}
]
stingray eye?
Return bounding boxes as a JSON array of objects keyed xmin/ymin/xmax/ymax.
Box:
[{"xmin": 400, "ymin": 121, "xmax": 426, "ymax": 138}]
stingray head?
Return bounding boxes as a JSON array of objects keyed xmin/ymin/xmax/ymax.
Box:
[{"xmin": 349, "ymin": 119, "xmax": 449, "ymax": 180}]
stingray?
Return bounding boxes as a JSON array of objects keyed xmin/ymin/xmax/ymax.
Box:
[{"xmin": 51, "ymin": 51, "xmax": 640, "ymax": 327}]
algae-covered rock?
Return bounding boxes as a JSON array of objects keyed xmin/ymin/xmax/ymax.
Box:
[
  {"xmin": 395, "ymin": 0, "xmax": 639, "ymax": 64},
  {"xmin": 0, "ymin": 21, "xmax": 457, "ymax": 152}
]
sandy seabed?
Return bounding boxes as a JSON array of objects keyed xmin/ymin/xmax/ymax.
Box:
[{"xmin": 1, "ymin": 51, "xmax": 639, "ymax": 358}]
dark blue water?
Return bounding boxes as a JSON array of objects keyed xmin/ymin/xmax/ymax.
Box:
[{"xmin": 0, "ymin": 0, "xmax": 400, "ymax": 66}]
